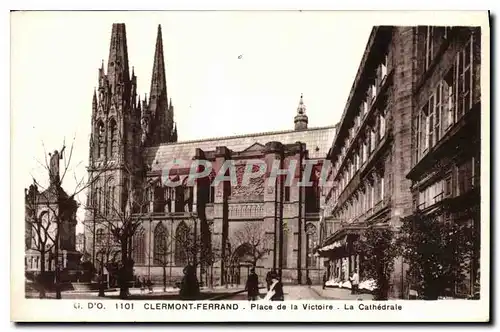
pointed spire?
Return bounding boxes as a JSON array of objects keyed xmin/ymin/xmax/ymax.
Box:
[
  {"xmin": 294, "ymin": 93, "xmax": 308, "ymax": 131},
  {"xmin": 297, "ymin": 93, "xmax": 306, "ymax": 115},
  {"xmin": 92, "ymin": 88, "xmax": 97, "ymax": 110},
  {"xmin": 149, "ymin": 24, "xmax": 167, "ymax": 105},
  {"xmin": 107, "ymin": 23, "xmax": 130, "ymax": 89},
  {"xmin": 149, "ymin": 25, "xmax": 167, "ymax": 112},
  {"xmin": 172, "ymin": 122, "xmax": 178, "ymax": 142},
  {"xmin": 147, "ymin": 24, "xmax": 173, "ymax": 144}
]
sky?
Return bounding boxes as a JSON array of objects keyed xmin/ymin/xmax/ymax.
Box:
[{"xmin": 11, "ymin": 11, "xmax": 375, "ymax": 231}]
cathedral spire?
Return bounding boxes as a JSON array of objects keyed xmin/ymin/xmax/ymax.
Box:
[
  {"xmin": 107, "ymin": 23, "xmax": 130, "ymax": 90},
  {"xmin": 149, "ymin": 24, "xmax": 167, "ymax": 109},
  {"xmin": 294, "ymin": 93, "xmax": 308, "ymax": 130},
  {"xmin": 148, "ymin": 24, "xmax": 175, "ymax": 144}
]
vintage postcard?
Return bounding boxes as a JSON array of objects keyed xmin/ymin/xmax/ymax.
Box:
[{"xmin": 10, "ymin": 10, "xmax": 490, "ymax": 322}]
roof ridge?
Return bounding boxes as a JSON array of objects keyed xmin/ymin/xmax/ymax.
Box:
[{"xmin": 146, "ymin": 125, "xmax": 336, "ymax": 148}]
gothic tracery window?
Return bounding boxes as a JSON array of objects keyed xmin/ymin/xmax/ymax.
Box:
[
  {"xmin": 96, "ymin": 228, "xmax": 105, "ymax": 245},
  {"xmin": 109, "ymin": 119, "xmax": 118, "ymax": 157},
  {"xmin": 132, "ymin": 226, "xmax": 146, "ymax": 265},
  {"xmin": 175, "ymin": 221, "xmax": 190, "ymax": 266},
  {"xmin": 97, "ymin": 121, "xmax": 105, "ymax": 159},
  {"xmin": 154, "ymin": 222, "xmax": 168, "ymax": 265}
]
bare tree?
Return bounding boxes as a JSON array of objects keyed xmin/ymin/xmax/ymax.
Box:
[
  {"xmin": 232, "ymin": 222, "xmax": 271, "ymax": 267},
  {"xmin": 26, "ymin": 139, "xmax": 109, "ymax": 299},
  {"xmin": 25, "ymin": 184, "xmax": 55, "ymax": 298},
  {"xmin": 87, "ymin": 178, "xmax": 152, "ymax": 299}
]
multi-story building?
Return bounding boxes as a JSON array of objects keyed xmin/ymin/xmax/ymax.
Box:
[
  {"xmin": 319, "ymin": 26, "xmax": 408, "ymax": 298},
  {"xmin": 406, "ymin": 26, "xmax": 481, "ymax": 297},
  {"xmin": 84, "ymin": 23, "xmax": 337, "ymax": 286},
  {"xmin": 318, "ymin": 26, "xmax": 481, "ymax": 298}
]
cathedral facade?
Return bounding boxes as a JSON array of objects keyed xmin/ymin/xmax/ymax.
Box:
[{"xmin": 84, "ymin": 23, "xmax": 336, "ymax": 286}]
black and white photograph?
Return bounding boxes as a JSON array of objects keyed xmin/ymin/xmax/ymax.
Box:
[{"xmin": 10, "ymin": 10, "xmax": 490, "ymax": 322}]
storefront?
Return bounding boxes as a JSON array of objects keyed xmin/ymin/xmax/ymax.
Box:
[{"xmin": 317, "ymin": 229, "xmax": 362, "ymax": 284}]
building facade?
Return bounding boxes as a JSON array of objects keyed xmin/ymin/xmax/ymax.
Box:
[
  {"xmin": 84, "ymin": 23, "xmax": 336, "ymax": 286},
  {"xmin": 406, "ymin": 26, "xmax": 481, "ymax": 297},
  {"xmin": 24, "ymin": 182, "xmax": 80, "ymax": 275},
  {"xmin": 318, "ymin": 26, "xmax": 481, "ymax": 299}
]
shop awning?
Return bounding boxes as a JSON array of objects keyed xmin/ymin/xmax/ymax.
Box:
[{"xmin": 317, "ymin": 236, "xmax": 347, "ymax": 252}]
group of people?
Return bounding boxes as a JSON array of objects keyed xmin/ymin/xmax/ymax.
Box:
[
  {"xmin": 245, "ymin": 268, "xmax": 284, "ymax": 301},
  {"xmin": 321, "ymin": 268, "xmax": 360, "ymax": 294}
]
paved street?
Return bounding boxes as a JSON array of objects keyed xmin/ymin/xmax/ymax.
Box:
[
  {"xmin": 25, "ymin": 286, "xmax": 247, "ymax": 300},
  {"xmin": 26, "ymin": 285, "xmax": 374, "ymax": 301},
  {"xmin": 226, "ymin": 285, "xmax": 374, "ymax": 300}
]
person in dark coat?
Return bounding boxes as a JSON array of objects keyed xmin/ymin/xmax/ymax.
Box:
[
  {"xmin": 245, "ymin": 267, "xmax": 260, "ymax": 301},
  {"xmin": 270, "ymin": 271, "xmax": 284, "ymax": 301},
  {"xmin": 322, "ymin": 273, "xmax": 328, "ymax": 290},
  {"xmin": 179, "ymin": 265, "xmax": 200, "ymax": 300},
  {"xmin": 265, "ymin": 269, "xmax": 275, "ymax": 291}
]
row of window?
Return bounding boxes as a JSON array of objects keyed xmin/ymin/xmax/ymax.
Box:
[
  {"xmin": 93, "ymin": 185, "xmax": 116, "ymax": 216},
  {"xmin": 332, "ymin": 172, "xmax": 385, "ymax": 225},
  {"xmin": 96, "ymin": 221, "xmax": 194, "ymax": 267},
  {"xmin": 96, "ymin": 119, "xmax": 119, "ymax": 159},
  {"xmin": 331, "ymin": 112, "xmax": 386, "ymax": 204},
  {"xmin": 423, "ymin": 26, "xmax": 452, "ymax": 72},
  {"xmin": 25, "ymin": 256, "xmax": 54, "ymax": 270},
  {"xmin": 415, "ymin": 35, "xmax": 476, "ymax": 162},
  {"xmin": 417, "ymin": 156, "xmax": 479, "ymax": 210},
  {"xmin": 332, "ymin": 52, "xmax": 389, "ymax": 178}
]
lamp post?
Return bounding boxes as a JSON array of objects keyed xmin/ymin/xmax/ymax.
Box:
[
  {"xmin": 98, "ymin": 251, "xmax": 105, "ymax": 297},
  {"xmin": 148, "ymin": 215, "xmax": 152, "ymax": 279}
]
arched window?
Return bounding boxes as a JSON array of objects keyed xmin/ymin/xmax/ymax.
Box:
[
  {"xmin": 306, "ymin": 224, "xmax": 318, "ymax": 268},
  {"xmin": 97, "ymin": 121, "xmax": 105, "ymax": 159},
  {"xmin": 154, "ymin": 222, "xmax": 168, "ymax": 265},
  {"xmin": 132, "ymin": 226, "xmax": 146, "ymax": 265},
  {"xmin": 96, "ymin": 228, "xmax": 105, "ymax": 245},
  {"xmin": 175, "ymin": 221, "xmax": 190, "ymax": 266},
  {"xmin": 109, "ymin": 119, "xmax": 118, "ymax": 157},
  {"xmin": 105, "ymin": 179, "xmax": 115, "ymax": 216}
]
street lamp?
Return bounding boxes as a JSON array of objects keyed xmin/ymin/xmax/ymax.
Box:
[{"xmin": 98, "ymin": 251, "xmax": 105, "ymax": 297}]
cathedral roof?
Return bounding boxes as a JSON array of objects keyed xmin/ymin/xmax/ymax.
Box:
[{"xmin": 144, "ymin": 125, "xmax": 336, "ymax": 171}]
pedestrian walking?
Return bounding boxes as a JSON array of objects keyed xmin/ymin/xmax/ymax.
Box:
[
  {"xmin": 179, "ymin": 264, "xmax": 200, "ymax": 300},
  {"xmin": 266, "ymin": 271, "xmax": 284, "ymax": 301},
  {"xmin": 265, "ymin": 269, "xmax": 274, "ymax": 291},
  {"xmin": 350, "ymin": 269, "xmax": 359, "ymax": 295},
  {"xmin": 306, "ymin": 276, "xmax": 312, "ymax": 287},
  {"xmin": 147, "ymin": 278, "xmax": 153, "ymax": 294},
  {"xmin": 322, "ymin": 272, "xmax": 328, "ymax": 290},
  {"xmin": 245, "ymin": 267, "xmax": 260, "ymax": 301}
]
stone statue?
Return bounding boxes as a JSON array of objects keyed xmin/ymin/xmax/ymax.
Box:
[{"xmin": 49, "ymin": 146, "xmax": 65, "ymax": 185}]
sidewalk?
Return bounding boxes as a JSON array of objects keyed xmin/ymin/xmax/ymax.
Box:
[{"xmin": 311, "ymin": 286, "xmax": 374, "ymax": 301}]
